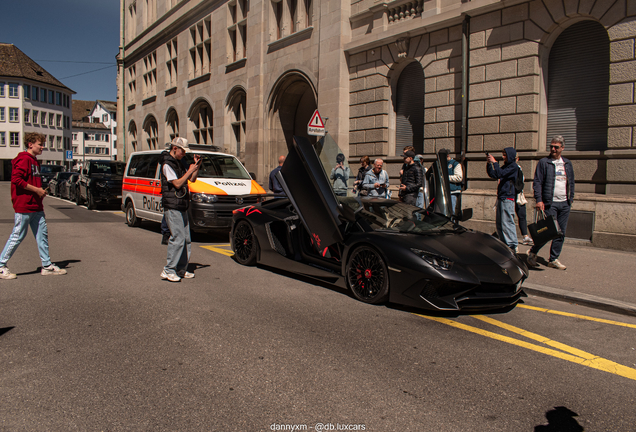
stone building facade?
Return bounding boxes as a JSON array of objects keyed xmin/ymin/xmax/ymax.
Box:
[
  {"xmin": 118, "ymin": 0, "xmax": 636, "ymax": 251},
  {"xmin": 347, "ymin": 0, "xmax": 636, "ymax": 250}
]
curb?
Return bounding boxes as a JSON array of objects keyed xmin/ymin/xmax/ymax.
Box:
[{"xmin": 523, "ymin": 282, "xmax": 636, "ymax": 318}]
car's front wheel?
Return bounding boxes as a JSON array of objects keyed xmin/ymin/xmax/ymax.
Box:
[
  {"xmin": 87, "ymin": 191, "xmax": 97, "ymax": 210},
  {"xmin": 125, "ymin": 201, "xmax": 141, "ymax": 227},
  {"xmin": 233, "ymin": 220, "xmax": 258, "ymax": 266},
  {"xmin": 346, "ymin": 245, "xmax": 389, "ymax": 304}
]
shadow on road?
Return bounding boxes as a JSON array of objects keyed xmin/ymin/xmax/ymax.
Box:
[
  {"xmin": 534, "ymin": 406, "xmax": 584, "ymax": 432},
  {"xmin": 0, "ymin": 327, "xmax": 15, "ymax": 338}
]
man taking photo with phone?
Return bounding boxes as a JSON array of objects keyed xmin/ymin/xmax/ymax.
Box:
[{"xmin": 160, "ymin": 137, "xmax": 201, "ymax": 282}]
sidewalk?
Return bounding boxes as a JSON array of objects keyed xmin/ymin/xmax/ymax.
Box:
[{"xmin": 517, "ymin": 240, "xmax": 636, "ymax": 317}]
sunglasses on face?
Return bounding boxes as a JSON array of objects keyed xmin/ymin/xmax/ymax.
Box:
[{"xmin": 550, "ymin": 145, "xmax": 561, "ymax": 149}]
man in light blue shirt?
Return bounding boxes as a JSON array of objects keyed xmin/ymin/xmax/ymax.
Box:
[{"xmin": 361, "ymin": 159, "xmax": 390, "ymax": 198}]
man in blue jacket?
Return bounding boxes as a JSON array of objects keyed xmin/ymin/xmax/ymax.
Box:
[
  {"xmin": 487, "ymin": 147, "xmax": 519, "ymax": 251},
  {"xmin": 527, "ymin": 136, "xmax": 575, "ymax": 270}
]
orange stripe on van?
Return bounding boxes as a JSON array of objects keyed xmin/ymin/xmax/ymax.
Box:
[
  {"xmin": 188, "ymin": 181, "xmax": 228, "ymax": 195},
  {"xmin": 136, "ymin": 185, "xmax": 162, "ymax": 195},
  {"xmin": 250, "ymin": 180, "xmax": 266, "ymax": 194}
]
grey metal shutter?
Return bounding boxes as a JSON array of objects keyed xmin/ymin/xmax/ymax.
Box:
[
  {"xmin": 547, "ymin": 20, "xmax": 609, "ymax": 151},
  {"xmin": 396, "ymin": 62, "xmax": 425, "ymax": 154}
]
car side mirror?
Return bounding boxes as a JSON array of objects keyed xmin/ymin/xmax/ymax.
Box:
[
  {"xmin": 249, "ymin": 172, "xmax": 256, "ymax": 180},
  {"xmin": 460, "ymin": 208, "xmax": 473, "ymax": 222}
]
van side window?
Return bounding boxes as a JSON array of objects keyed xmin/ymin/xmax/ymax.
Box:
[{"xmin": 127, "ymin": 155, "xmax": 160, "ymax": 178}]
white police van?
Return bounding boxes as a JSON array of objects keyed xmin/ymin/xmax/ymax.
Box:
[{"xmin": 122, "ymin": 150, "xmax": 266, "ymax": 231}]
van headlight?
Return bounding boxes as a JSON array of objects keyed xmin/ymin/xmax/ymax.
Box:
[
  {"xmin": 191, "ymin": 193, "xmax": 218, "ymax": 203},
  {"xmin": 410, "ymin": 248, "xmax": 453, "ymax": 270}
]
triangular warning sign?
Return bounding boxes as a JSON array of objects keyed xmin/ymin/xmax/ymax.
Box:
[{"xmin": 308, "ymin": 110, "xmax": 324, "ymax": 128}]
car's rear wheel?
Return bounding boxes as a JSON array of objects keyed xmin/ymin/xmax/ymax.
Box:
[
  {"xmin": 125, "ymin": 201, "xmax": 141, "ymax": 227},
  {"xmin": 346, "ymin": 245, "xmax": 389, "ymax": 304},
  {"xmin": 233, "ymin": 220, "xmax": 258, "ymax": 266}
]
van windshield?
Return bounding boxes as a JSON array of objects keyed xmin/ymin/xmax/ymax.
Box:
[{"xmin": 185, "ymin": 154, "xmax": 251, "ymax": 180}]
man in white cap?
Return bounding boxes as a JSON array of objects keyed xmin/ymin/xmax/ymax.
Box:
[{"xmin": 160, "ymin": 137, "xmax": 201, "ymax": 282}]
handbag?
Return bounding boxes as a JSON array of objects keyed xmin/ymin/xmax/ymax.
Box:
[
  {"xmin": 528, "ymin": 210, "xmax": 562, "ymax": 247},
  {"xmin": 516, "ymin": 191, "xmax": 528, "ymax": 206}
]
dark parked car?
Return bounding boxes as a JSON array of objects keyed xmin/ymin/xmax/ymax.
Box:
[
  {"xmin": 48, "ymin": 172, "xmax": 74, "ymax": 197},
  {"xmin": 76, "ymin": 161, "xmax": 126, "ymax": 209},
  {"xmin": 59, "ymin": 173, "xmax": 80, "ymax": 200},
  {"xmin": 39, "ymin": 164, "xmax": 64, "ymax": 192},
  {"xmin": 230, "ymin": 135, "xmax": 528, "ymax": 312}
]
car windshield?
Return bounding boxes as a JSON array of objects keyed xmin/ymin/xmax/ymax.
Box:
[
  {"xmin": 183, "ymin": 153, "xmax": 251, "ymax": 180},
  {"xmin": 338, "ymin": 197, "xmax": 457, "ymax": 233},
  {"xmin": 91, "ymin": 162, "xmax": 125, "ymax": 175},
  {"xmin": 41, "ymin": 165, "xmax": 63, "ymax": 174}
]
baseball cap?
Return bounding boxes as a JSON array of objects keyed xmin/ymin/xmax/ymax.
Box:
[{"xmin": 170, "ymin": 137, "xmax": 190, "ymax": 152}]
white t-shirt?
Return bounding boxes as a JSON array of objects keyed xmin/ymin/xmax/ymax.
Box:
[
  {"xmin": 163, "ymin": 164, "xmax": 177, "ymax": 182},
  {"xmin": 551, "ymin": 157, "xmax": 567, "ymax": 203}
]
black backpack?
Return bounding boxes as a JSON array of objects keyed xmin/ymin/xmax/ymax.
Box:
[{"xmin": 514, "ymin": 165, "xmax": 524, "ymax": 194}]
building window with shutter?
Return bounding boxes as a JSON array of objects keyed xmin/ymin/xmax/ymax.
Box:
[
  {"xmin": 190, "ymin": 101, "xmax": 213, "ymax": 145},
  {"xmin": 546, "ymin": 20, "xmax": 609, "ymax": 151},
  {"xmin": 166, "ymin": 38, "xmax": 178, "ymax": 88},
  {"xmin": 395, "ymin": 62, "xmax": 424, "ymax": 155},
  {"xmin": 142, "ymin": 51, "xmax": 157, "ymax": 99}
]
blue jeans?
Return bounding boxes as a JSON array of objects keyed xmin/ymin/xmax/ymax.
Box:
[
  {"xmin": 530, "ymin": 201, "xmax": 570, "ymax": 261},
  {"xmin": 161, "ymin": 215, "xmax": 169, "ymax": 235},
  {"xmin": 0, "ymin": 212, "xmax": 52, "ymax": 268},
  {"xmin": 496, "ymin": 198, "xmax": 518, "ymax": 249},
  {"xmin": 164, "ymin": 209, "xmax": 191, "ymax": 275},
  {"xmin": 416, "ymin": 189, "xmax": 424, "ymax": 208}
]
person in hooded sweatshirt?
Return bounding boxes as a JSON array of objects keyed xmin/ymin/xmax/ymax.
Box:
[
  {"xmin": 0, "ymin": 132, "xmax": 67, "ymax": 279},
  {"xmin": 487, "ymin": 147, "xmax": 520, "ymax": 252}
]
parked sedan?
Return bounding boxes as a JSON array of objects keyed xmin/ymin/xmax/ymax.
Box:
[
  {"xmin": 59, "ymin": 173, "xmax": 80, "ymax": 200},
  {"xmin": 231, "ymin": 135, "xmax": 528, "ymax": 313},
  {"xmin": 48, "ymin": 172, "xmax": 75, "ymax": 197}
]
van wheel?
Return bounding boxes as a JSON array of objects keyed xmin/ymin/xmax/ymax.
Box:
[{"xmin": 126, "ymin": 202, "xmax": 141, "ymax": 227}]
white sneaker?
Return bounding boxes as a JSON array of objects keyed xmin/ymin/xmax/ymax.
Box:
[
  {"xmin": 548, "ymin": 259, "xmax": 567, "ymax": 270},
  {"xmin": 0, "ymin": 266, "xmax": 17, "ymax": 280},
  {"xmin": 41, "ymin": 264, "xmax": 67, "ymax": 276},
  {"xmin": 161, "ymin": 270, "xmax": 181, "ymax": 282},
  {"xmin": 177, "ymin": 270, "xmax": 194, "ymax": 279},
  {"xmin": 523, "ymin": 236, "xmax": 533, "ymax": 245},
  {"xmin": 526, "ymin": 252, "xmax": 539, "ymax": 267}
]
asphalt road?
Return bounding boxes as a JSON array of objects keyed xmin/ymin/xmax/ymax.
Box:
[{"xmin": 1, "ymin": 184, "xmax": 635, "ymax": 431}]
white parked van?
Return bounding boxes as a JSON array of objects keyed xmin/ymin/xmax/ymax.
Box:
[{"xmin": 122, "ymin": 150, "xmax": 266, "ymax": 231}]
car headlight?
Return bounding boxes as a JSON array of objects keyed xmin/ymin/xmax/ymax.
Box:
[
  {"xmin": 410, "ymin": 248, "xmax": 453, "ymax": 270},
  {"xmin": 191, "ymin": 193, "xmax": 218, "ymax": 203}
]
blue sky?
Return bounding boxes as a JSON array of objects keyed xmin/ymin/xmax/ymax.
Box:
[{"xmin": 0, "ymin": 0, "xmax": 120, "ymax": 102}]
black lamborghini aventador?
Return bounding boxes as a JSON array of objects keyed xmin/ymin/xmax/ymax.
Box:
[{"xmin": 230, "ymin": 135, "xmax": 527, "ymax": 312}]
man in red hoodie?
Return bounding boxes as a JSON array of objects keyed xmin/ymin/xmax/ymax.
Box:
[{"xmin": 0, "ymin": 132, "xmax": 67, "ymax": 279}]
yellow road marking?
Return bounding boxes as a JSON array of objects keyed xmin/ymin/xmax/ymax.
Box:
[
  {"xmin": 201, "ymin": 244, "xmax": 234, "ymax": 257},
  {"xmin": 416, "ymin": 314, "xmax": 636, "ymax": 382},
  {"xmin": 518, "ymin": 304, "xmax": 636, "ymax": 329}
]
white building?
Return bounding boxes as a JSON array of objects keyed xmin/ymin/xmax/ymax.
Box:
[
  {"xmin": 0, "ymin": 43, "xmax": 74, "ymax": 179},
  {"xmin": 89, "ymin": 100, "xmax": 118, "ymax": 160},
  {"xmin": 72, "ymin": 100, "xmax": 113, "ymax": 167}
]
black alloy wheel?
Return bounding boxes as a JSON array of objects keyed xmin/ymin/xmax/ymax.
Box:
[
  {"xmin": 346, "ymin": 245, "xmax": 389, "ymax": 304},
  {"xmin": 233, "ymin": 220, "xmax": 258, "ymax": 266},
  {"xmin": 125, "ymin": 201, "xmax": 141, "ymax": 227}
]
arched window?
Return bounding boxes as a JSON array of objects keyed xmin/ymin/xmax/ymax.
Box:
[
  {"xmin": 395, "ymin": 62, "xmax": 424, "ymax": 154},
  {"xmin": 166, "ymin": 109, "xmax": 179, "ymax": 141},
  {"xmin": 128, "ymin": 121, "xmax": 137, "ymax": 152},
  {"xmin": 143, "ymin": 116, "xmax": 158, "ymax": 150},
  {"xmin": 547, "ymin": 20, "xmax": 609, "ymax": 151},
  {"xmin": 190, "ymin": 100, "xmax": 213, "ymax": 145},
  {"xmin": 228, "ymin": 89, "xmax": 246, "ymax": 158}
]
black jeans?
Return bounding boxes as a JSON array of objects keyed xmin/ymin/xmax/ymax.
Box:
[
  {"xmin": 529, "ymin": 201, "xmax": 571, "ymax": 261},
  {"xmin": 515, "ymin": 202, "xmax": 528, "ymax": 236}
]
